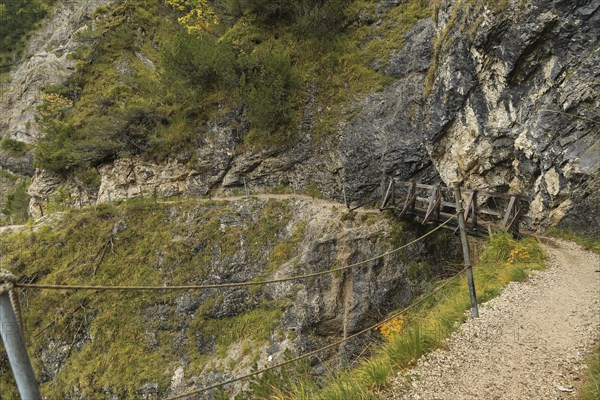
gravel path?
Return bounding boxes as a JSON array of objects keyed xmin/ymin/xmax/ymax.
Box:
[{"xmin": 390, "ymin": 238, "xmax": 600, "ymax": 400}]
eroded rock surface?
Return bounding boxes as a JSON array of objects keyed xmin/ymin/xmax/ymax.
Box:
[{"xmin": 425, "ymin": 0, "xmax": 599, "ymax": 232}]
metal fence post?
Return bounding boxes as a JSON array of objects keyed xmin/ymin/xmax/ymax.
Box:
[
  {"xmin": 0, "ymin": 277, "xmax": 42, "ymax": 399},
  {"xmin": 452, "ymin": 182, "xmax": 479, "ymax": 318}
]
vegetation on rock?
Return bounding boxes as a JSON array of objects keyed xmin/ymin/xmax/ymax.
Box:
[
  {"xmin": 266, "ymin": 232, "xmax": 546, "ymax": 400},
  {"xmin": 0, "ymin": 0, "xmax": 55, "ymax": 76},
  {"xmin": 32, "ymin": 0, "xmax": 431, "ymax": 174},
  {"xmin": 0, "ymin": 198, "xmax": 303, "ymax": 398}
]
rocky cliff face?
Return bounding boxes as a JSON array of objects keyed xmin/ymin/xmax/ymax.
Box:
[
  {"xmin": 340, "ymin": 0, "xmax": 599, "ymax": 234},
  {"xmin": 425, "ymin": 0, "xmax": 599, "ymax": 234},
  {"xmin": 340, "ymin": 18, "xmax": 439, "ymax": 203},
  {"xmin": 0, "ymin": 0, "xmax": 114, "ymax": 218},
  {"xmin": 0, "ymin": 0, "xmax": 113, "ymax": 144},
  {"xmin": 2, "ymin": 0, "xmax": 598, "ymax": 233}
]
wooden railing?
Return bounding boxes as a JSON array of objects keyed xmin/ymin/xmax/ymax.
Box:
[{"xmin": 379, "ymin": 180, "xmax": 530, "ymax": 236}]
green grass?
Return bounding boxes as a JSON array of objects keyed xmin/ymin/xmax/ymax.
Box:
[
  {"xmin": 547, "ymin": 228, "xmax": 600, "ymax": 255},
  {"xmin": 0, "ymin": 197, "xmax": 304, "ymax": 398},
  {"xmin": 579, "ymin": 342, "xmax": 600, "ymax": 400},
  {"xmin": 0, "ymin": 196, "xmax": 546, "ymax": 399},
  {"xmin": 264, "ymin": 232, "xmax": 546, "ymax": 400}
]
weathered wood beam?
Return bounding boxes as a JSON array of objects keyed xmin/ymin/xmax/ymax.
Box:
[
  {"xmin": 422, "ymin": 185, "xmax": 442, "ymax": 225},
  {"xmin": 380, "ymin": 179, "xmax": 394, "ymax": 210},
  {"xmin": 398, "ymin": 181, "xmax": 417, "ymax": 217},
  {"xmin": 502, "ymin": 196, "xmax": 517, "ymax": 228}
]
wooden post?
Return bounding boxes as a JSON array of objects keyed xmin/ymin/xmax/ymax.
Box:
[
  {"xmin": 399, "ymin": 181, "xmax": 417, "ymax": 217},
  {"xmin": 380, "ymin": 179, "xmax": 394, "ymax": 210},
  {"xmin": 409, "ymin": 181, "xmax": 417, "ymax": 214},
  {"xmin": 434, "ymin": 183, "xmax": 441, "ymax": 221},
  {"xmin": 513, "ymin": 195, "xmax": 521, "ymax": 235},
  {"xmin": 342, "ymin": 186, "xmax": 348, "ymax": 209},
  {"xmin": 453, "ymin": 182, "xmax": 479, "ymax": 318},
  {"xmin": 502, "ymin": 196, "xmax": 517, "ymax": 228},
  {"xmin": 471, "ymin": 189, "xmax": 478, "ymax": 230},
  {"xmin": 422, "ymin": 184, "xmax": 442, "ymax": 225},
  {"xmin": 0, "ymin": 293, "xmax": 42, "ymax": 399},
  {"xmin": 505, "ymin": 195, "xmax": 521, "ymax": 235}
]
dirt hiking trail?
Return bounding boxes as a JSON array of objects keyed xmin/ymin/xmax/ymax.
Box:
[{"xmin": 391, "ymin": 238, "xmax": 600, "ymax": 400}]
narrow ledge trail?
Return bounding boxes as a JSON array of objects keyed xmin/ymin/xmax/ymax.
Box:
[{"xmin": 389, "ymin": 238, "xmax": 600, "ymax": 400}]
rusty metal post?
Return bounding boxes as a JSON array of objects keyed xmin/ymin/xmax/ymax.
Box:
[{"xmin": 453, "ymin": 182, "xmax": 479, "ymax": 318}]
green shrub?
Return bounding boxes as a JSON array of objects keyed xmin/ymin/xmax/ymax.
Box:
[
  {"xmin": 239, "ymin": 41, "xmax": 300, "ymax": 144},
  {"xmin": 147, "ymin": 114, "xmax": 198, "ymax": 160},
  {"xmin": 293, "ymin": 0, "xmax": 351, "ymax": 37},
  {"xmin": 36, "ymin": 102, "xmax": 163, "ymax": 172},
  {"xmin": 0, "ymin": 138, "xmax": 29, "ymax": 156},
  {"xmin": 35, "ymin": 122, "xmax": 121, "ymax": 172},
  {"xmin": 160, "ymin": 31, "xmax": 238, "ymax": 99},
  {"xmin": 225, "ymin": 0, "xmax": 350, "ymax": 31},
  {"xmin": 2, "ymin": 180, "xmax": 30, "ymax": 224},
  {"xmin": 235, "ymin": 0, "xmax": 298, "ymax": 22}
]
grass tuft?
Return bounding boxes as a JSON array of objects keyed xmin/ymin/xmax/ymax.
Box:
[
  {"xmin": 579, "ymin": 342, "xmax": 600, "ymax": 400},
  {"xmin": 547, "ymin": 228, "xmax": 600, "ymax": 255}
]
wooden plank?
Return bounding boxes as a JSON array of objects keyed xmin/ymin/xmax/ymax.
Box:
[
  {"xmin": 463, "ymin": 191, "xmax": 475, "ymax": 223},
  {"xmin": 380, "ymin": 179, "xmax": 394, "ymax": 210},
  {"xmin": 421, "ymin": 187, "xmax": 437, "ymax": 224},
  {"xmin": 471, "ymin": 189, "xmax": 478, "ymax": 229},
  {"xmin": 506, "ymin": 208, "xmax": 521, "ymax": 232},
  {"xmin": 398, "ymin": 181, "xmax": 417, "ymax": 217},
  {"xmin": 422, "ymin": 185, "xmax": 442, "ymax": 225},
  {"xmin": 416, "ymin": 196, "xmax": 455, "ymax": 209},
  {"xmin": 502, "ymin": 196, "xmax": 517, "ymax": 227},
  {"xmin": 392, "ymin": 181, "xmax": 532, "ymax": 201},
  {"xmin": 478, "ymin": 207, "xmax": 503, "ymax": 217},
  {"xmin": 415, "ymin": 183, "xmax": 437, "ymax": 190},
  {"xmin": 478, "ymin": 191, "xmax": 533, "ymax": 202},
  {"xmin": 506, "ymin": 196, "xmax": 521, "ymax": 233},
  {"xmin": 434, "ymin": 184, "xmax": 442, "ymax": 221}
]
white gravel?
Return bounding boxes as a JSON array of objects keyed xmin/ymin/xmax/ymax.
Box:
[{"xmin": 389, "ymin": 238, "xmax": 600, "ymax": 400}]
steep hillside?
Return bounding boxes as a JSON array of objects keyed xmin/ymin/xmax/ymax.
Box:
[
  {"xmin": 0, "ymin": 0, "xmax": 597, "ymax": 236},
  {"xmin": 0, "ymin": 196, "xmax": 459, "ymax": 398}
]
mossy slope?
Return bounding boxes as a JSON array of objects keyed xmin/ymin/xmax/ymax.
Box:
[{"xmin": 0, "ymin": 198, "xmax": 301, "ymax": 398}]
